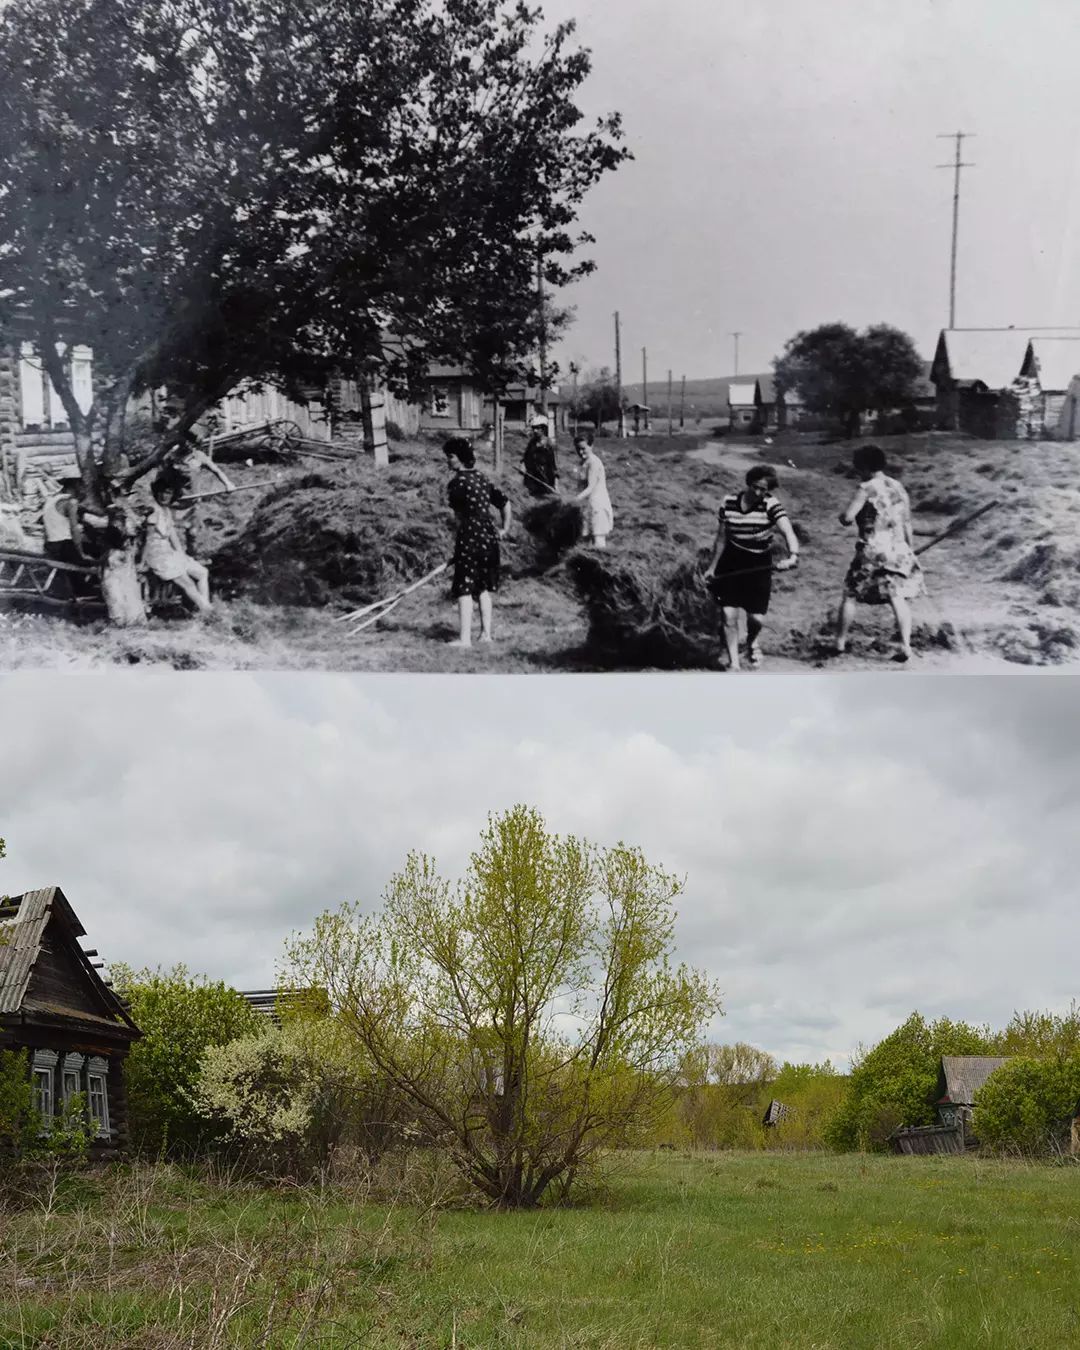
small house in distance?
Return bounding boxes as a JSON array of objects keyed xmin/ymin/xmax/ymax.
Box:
[
  {"xmin": 0, "ymin": 887, "xmax": 141, "ymax": 1156},
  {"xmin": 930, "ymin": 327, "xmax": 1080, "ymax": 437},
  {"xmin": 727, "ymin": 382, "xmax": 757, "ymax": 431},
  {"xmin": 890, "ymin": 1055, "xmax": 1010, "ymax": 1156}
]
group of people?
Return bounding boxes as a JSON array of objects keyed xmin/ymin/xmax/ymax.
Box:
[
  {"xmin": 443, "ymin": 414, "xmax": 616, "ymax": 646},
  {"xmin": 29, "ymin": 439, "xmax": 234, "ymax": 612},
  {"xmin": 703, "ymin": 444, "xmax": 924, "ymax": 668},
  {"xmin": 446, "ymin": 424, "xmax": 924, "ymax": 665}
]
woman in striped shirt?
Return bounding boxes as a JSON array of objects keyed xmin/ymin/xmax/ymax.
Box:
[{"xmin": 702, "ymin": 464, "xmax": 800, "ymax": 669}]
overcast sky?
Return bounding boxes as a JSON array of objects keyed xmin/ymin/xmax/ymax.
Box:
[
  {"xmin": 3, "ymin": 671, "xmax": 1077, "ymax": 1069},
  {"xmin": 542, "ymin": 0, "xmax": 1080, "ymax": 380}
]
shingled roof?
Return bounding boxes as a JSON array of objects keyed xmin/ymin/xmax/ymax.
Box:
[
  {"xmin": 936, "ymin": 1056, "xmax": 1010, "ymax": 1107},
  {"xmin": 0, "ymin": 887, "xmax": 138, "ymax": 1031}
]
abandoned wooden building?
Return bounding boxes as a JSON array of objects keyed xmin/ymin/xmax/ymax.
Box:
[
  {"xmin": 0, "ymin": 886, "xmax": 141, "ymax": 1155},
  {"xmin": 890, "ymin": 1055, "xmax": 1010, "ymax": 1156}
]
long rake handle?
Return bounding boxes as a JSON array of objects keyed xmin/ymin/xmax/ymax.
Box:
[
  {"xmin": 914, "ymin": 499, "xmax": 1000, "ymax": 557},
  {"xmin": 342, "ymin": 562, "xmax": 450, "ymax": 628}
]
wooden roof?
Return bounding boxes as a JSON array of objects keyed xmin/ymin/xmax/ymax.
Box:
[
  {"xmin": 936, "ymin": 1055, "xmax": 1010, "ymax": 1106},
  {"xmin": 0, "ymin": 887, "xmax": 139, "ymax": 1035}
]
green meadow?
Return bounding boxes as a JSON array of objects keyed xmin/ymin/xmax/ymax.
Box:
[{"xmin": 2, "ymin": 1150, "xmax": 1078, "ymax": 1348}]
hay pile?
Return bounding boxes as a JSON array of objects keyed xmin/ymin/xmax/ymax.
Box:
[
  {"xmin": 519, "ymin": 497, "xmax": 585, "ymax": 571},
  {"xmin": 569, "ymin": 552, "xmax": 721, "ymax": 669},
  {"xmin": 212, "ymin": 467, "xmax": 451, "ymax": 607}
]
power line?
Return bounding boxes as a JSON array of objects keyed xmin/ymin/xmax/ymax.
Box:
[{"xmin": 937, "ymin": 131, "xmax": 976, "ymax": 328}]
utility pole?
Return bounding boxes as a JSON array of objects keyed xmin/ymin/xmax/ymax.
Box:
[
  {"xmin": 614, "ymin": 310, "xmax": 625, "ymax": 438},
  {"xmin": 667, "ymin": 369, "xmax": 673, "ymax": 436},
  {"xmin": 641, "ymin": 346, "xmax": 649, "ymax": 431},
  {"xmin": 730, "ymin": 331, "xmax": 742, "ymax": 376},
  {"xmin": 569, "ymin": 362, "xmax": 580, "ymax": 436},
  {"xmin": 937, "ymin": 131, "xmax": 976, "ymax": 328},
  {"xmin": 679, "ymin": 374, "xmax": 686, "ymax": 428},
  {"xmin": 536, "ymin": 248, "xmax": 548, "ymax": 416}
]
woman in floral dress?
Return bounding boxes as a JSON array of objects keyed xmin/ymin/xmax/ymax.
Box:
[
  {"xmin": 444, "ymin": 436, "xmax": 512, "ymax": 647},
  {"xmin": 835, "ymin": 444, "xmax": 924, "ymax": 662}
]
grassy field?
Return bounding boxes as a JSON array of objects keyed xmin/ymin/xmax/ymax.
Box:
[
  {"xmin": 1, "ymin": 429, "xmax": 1077, "ymax": 671},
  {"xmin": 2, "ymin": 1150, "xmax": 1079, "ymax": 1347}
]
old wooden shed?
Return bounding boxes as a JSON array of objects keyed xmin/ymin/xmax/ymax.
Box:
[{"xmin": 0, "ymin": 886, "xmax": 141, "ymax": 1156}]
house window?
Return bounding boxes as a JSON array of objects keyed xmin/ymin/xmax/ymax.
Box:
[
  {"xmin": 62, "ymin": 1053, "xmax": 85, "ymax": 1107},
  {"xmin": 17, "ymin": 342, "xmax": 93, "ymax": 429},
  {"xmin": 430, "ymin": 387, "xmax": 451, "ymax": 418},
  {"xmin": 87, "ymin": 1058, "xmax": 110, "ymax": 1138},
  {"xmin": 31, "ymin": 1049, "xmax": 59, "ymax": 1119}
]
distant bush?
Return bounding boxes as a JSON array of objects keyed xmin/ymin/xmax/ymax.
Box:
[
  {"xmin": 385, "ymin": 419, "xmax": 405, "ymax": 441},
  {"xmin": 974, "ymin": 1055, "xmax": 1080, "ymax": 1154},
  {"xmin": 193, "ymin": 1017, "xmax": 409, "ymax": 1175},
  {"xmin": 110, "ymin": 964, "xmax": 263, "ymax": 1156}
]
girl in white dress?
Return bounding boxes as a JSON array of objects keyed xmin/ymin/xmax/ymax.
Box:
[{"xmin": 574, "ymin": 433, "xmax": 614, "ymax": 548}]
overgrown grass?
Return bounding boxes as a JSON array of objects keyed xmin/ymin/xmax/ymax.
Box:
[{"xmin": 2, "ymin": 1150, "xmax": 1079, "ymax": 1347}]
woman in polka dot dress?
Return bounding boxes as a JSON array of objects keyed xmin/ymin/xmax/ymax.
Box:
[{"xmin": 444, "ymin": 436, "xmax": 512, "ymax": 646}]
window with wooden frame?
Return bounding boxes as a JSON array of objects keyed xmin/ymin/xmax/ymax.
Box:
[
  {"xmin": 62, "ymin": 1053, "xmax": 85, "ymax": 1107},
  {"xmin": 31, "ymin": 1049, "xmax": 58, "ymax": 1120},
  {"xmin": 430, "ymin": 386, "xmax": 451, "ymax": 418},
  {"xmin": 87, "ymin": 1057, "xmax": 110, "ymax": 1137}
]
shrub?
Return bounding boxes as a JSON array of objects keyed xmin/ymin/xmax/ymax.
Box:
[
  {"xmin": 0, "ymin": 1049, "xmax": 93, "ymax": 1163},
  {"xmin": 193, "ymin": 1017, "xmax": 409, "ymax": 1176},
  {"xmin": 974, "ymin": 1055, "xmax": 1080, "ymax": 1154},
  {"xmin": 110, "ymin": 964, "xmax": 263, "ymax": 1156},
  {"xmin": 385, "ymin": 419, "xmax": 405, "ymax": 441}
]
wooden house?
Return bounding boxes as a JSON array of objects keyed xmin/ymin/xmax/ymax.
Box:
[
  {"xmin": 755, "ymin": 376, "xmax": 779, "ymax": 431},
  {"xmin": 930, "ymin": 327, "xmax": 1080, "ymax": 437},
  {"xmin": 890, "ymin": 1055, "xmax": 1009, "ymax": 1155},
  {"xmin": 761, "ymin": 1098, "xmax": 791, "ymax": 1128},
  {"xmin": 727, "ymin": 382, "xmax": 758, "ymax": 431},
  {"xmin": 420, "ymin": 365, "xmax": 486, "ymax": 433},
  {"xmin": 1017, "ymin": 337, "xmax": 1080, "ymax": 438},
  {"xmin": 0, "ymin": 887, "xmax": 141, "ymax": 1156}
]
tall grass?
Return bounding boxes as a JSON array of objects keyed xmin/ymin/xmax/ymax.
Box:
[{"xmin": 2, "ymin": 1150, "xmax": 1079, "ymax": 1347}]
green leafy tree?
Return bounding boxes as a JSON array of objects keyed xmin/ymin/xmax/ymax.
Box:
[
  {"xmin": 109, "ymin": 963, "xmax": 262, "ymax": 1155},
  {"xmin": 774, "ymin": 322, "xmax": 923, "ymax": 436},
  {"xmin": 284, "ymin": 805, "xmax": 721, "ymax": 1207},
  {"xmin": 993, "ymin": 1006, "xmax": 1080, "ymax": 1059},
  {"xmin": 575, "ymin": 367, "xmax": 623, "ymax": 429},
  {"xmin": 974, "ymin": 1056, "xmax": 1080, "ymax": 1155},
  {"xmin": 825, "ymin": 1012, "xmax": 994, "ymax": 1152},
  {"xmin": 672, "ymin": 1042, "xmax": 776, "ymax": 1149},
  {"xmin": 0, "ymin": 0, "xmax": 629, "ymax": 623}
]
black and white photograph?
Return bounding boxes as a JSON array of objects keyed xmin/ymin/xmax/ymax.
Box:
[
  {"xmin": 1, "ymin": 0, "xmax": 1078, "ymax": 672},
  {"xmin": 3, "ymin": 0, "xmax": 1080, "ymax": 1346}
]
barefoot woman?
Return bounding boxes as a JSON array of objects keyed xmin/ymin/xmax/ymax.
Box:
[
  {"xmin": 835, "ymin": 444, "xmax": 923, "ymax": 662},
  {"xmin": 702, "ymin": 464, "xmax": 800, "ymax": 670},
  {"xmin": 444, "ymin": 436, "xmax": 511, "ymax": 646}
]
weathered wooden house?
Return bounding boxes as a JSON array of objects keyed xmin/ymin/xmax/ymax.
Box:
[
  {"xmin": 0, "ymin": 887, "xmax": 141, "ymax": 1156},
  {"xmin": 761, "ymin": 1098, "xmax": 791, "ymax": 1128},
  {"xmin": 1016, "ymin": 337, "xmax": 1080, "ymax": 437},
  {"xmin": 420, "ymin": 365, "xmax": 486, "ymax": 433},
  {"xmin": 930, "ymin": 327, "xmax": 1080, "ymax": 437},
  {"xmin": 890, "ymin": 1055, "xmax": 1010, "ymax": 1156}
]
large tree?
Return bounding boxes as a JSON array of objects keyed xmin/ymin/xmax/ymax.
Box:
[
  {"xmin": 284, "ymin": 805, "xmax": 721, "ymax": 1207},
  {"xmin": 773, "ymin": 322, "xmax": 923, "ymax": 436},
  {"xmin": 0, "ymin": 0, "xmax": 629, "ymax": 621}
]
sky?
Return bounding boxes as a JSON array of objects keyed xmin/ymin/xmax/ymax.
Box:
[
  {"xmin": 542, "ymin": 0, "xmax": 1080, "ymax": 381},
  {"xmin": 3, "ymin": 670, "xmax": 1078, "ymax": 1069}
]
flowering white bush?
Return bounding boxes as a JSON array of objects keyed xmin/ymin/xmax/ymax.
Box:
[{"xmin": 192, "ymin": 1028, "xmax": 316, "ymax": 1147}]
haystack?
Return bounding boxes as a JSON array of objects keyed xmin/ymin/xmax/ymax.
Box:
[
  {"xmin": 519, "ymin": 497, "xmax": 585, "ymax": 571},
  {"xmin": 212, "ymin": 468, "xmax": 452, "ymax": 606},
  {"xmin": 570, "ymin": 552, "xmax": 721, "ymax": 669}
]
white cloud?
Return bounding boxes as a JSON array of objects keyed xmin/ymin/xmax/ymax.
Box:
[{"xmin": 1, "ymin": 671, "xmax": 1077, "ymax": 1067}]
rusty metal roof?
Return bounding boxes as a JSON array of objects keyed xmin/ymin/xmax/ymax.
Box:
[
  {"xmin": 937, "ymin": 1056, "xmax": 1010, "ymax": 1106},
  {"xmin": 0, "ymin": 887, "xmax": 138, "ymax": 1032}
]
